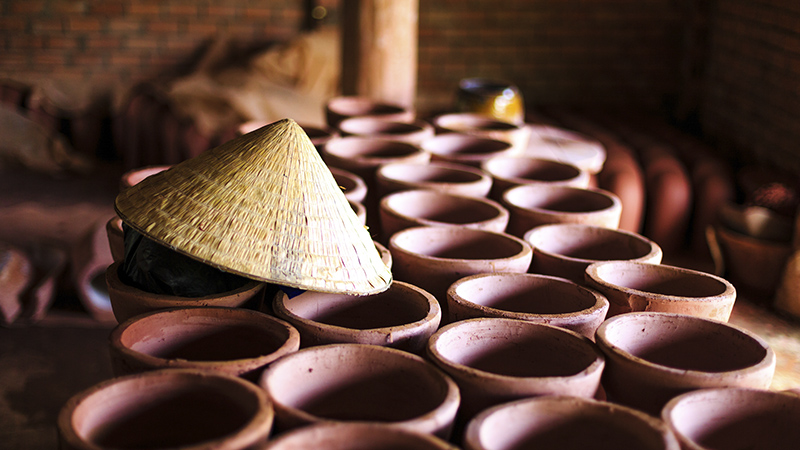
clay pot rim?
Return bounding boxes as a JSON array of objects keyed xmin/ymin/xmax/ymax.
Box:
[
  {"xmin": 524, "ymin": 223, "xmax": 663, "ymax": 264},
  {"xmin": 427, "ymin": 317, "xmax": 605, "ymax": 383},
  {"xmin": 388, "ymin": 225, "xmax": 533, "ymax": 263},
  {"xmin": 323, "ymin": 136, "xmax": 426, "ymax": 161},
  {"xmin": 447, "ymin": 272, "xmax": 609, "ymax": 320},
  {"xmin": 265, "ymin": 421, "xmax": 457, "ymax": 449},
  {"xmin": 376, "ymin": 160, "xmax": 492, "ymax": 189},
  {"xmin": 715, "ymin": 223, "xmax": 794, "ymax": 248},
  {"xmin": 380, "ymin": 189, "xmax": 509, "ymax": 228},
  {"xmin": 595, "ymin": 312, "xmax": 775, "ymax": 378},
  {"xmin": 481, "ymin": 154, "xmax": 587, "ymax": 184},
  {"xmin": 338, "ymin": 117, "xmax": 433, "ymax": 135},
  {"xmin": 464, "ymin": 395, "xmax": 678, "ymax": 450},
  {"xmin": 421, "ymin": 133, "xmax": 515, "ymax": 157},
  {"xmin": 326, "ymin": 96, "xmax": 411, "ymax": 117},
  {"xmin": 432, "ymin": 112, "xmax": 523, "ymax": 131},
  {"xmin": 109, "ymin": 306, "xmax": 301, "ymax": 369},
  {"xmin": 272, "ymin": 280, "xmax": 441, "ymax": 335},
  {"xmin": 328, "ymin": 167, "xmax": 368, "ymax": 200},
  {"xmin": 502, "ymin": 184, "xmax": 622, "ymax": 216},
  {"xmin": 585, "ymin": 261, "xmax": 735, "ymax": 302},
  {"xmin": 58, "ymin": 368, "xmax": 274, "ymax": 450}
]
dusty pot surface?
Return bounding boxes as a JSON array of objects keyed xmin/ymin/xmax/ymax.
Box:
[
  {"xmin": 525, "ymin": 223, "xmax": 662, "ymax": 284},
  {"xmin": 595, "ymin": 312, "xmax": 776, "ymax": 416},
  {"xmin": 431, "ymin": 113, "xmax": 531, "ymax": 152},
  {"xmin": 58, "ymin": 368, "xmax": 274, "ymax": 450},
  {"xmin": 446, "ymin": 272, "xmax": 609, "ymax": 339},
  {"xmin": 329, "ymin": 167, "xmax": 368, "ymax": 203},
  {"xmin": 272, "ymin": 280, "xmax": 440, "ymax": 354},
  {"xmin": 388, "ymin": 226, "xmax": 533, "ymax": 306},
  {"xmin": 259, "ymin": 343, "xmax": 460, "ymax": 439},
  {"xmin": 264, "ymin": 422, "xmax": 459, "ymax": 450},
  {"xmin": 463, "ymin": 395, "xmax": 679, "ymax": 450},
  {"xmin": 379, "ymin": 189, "xmax": 509, "ymax": 243},
  {"xmin": 105, "ymin": 261, "xmax": 265, "ymax": 324},
  {"xmin": 585, "ymin": 260, "xmax": 736, "ymax": 320},
  {"xmin": 337, "ymin": 117, "xmax": 434, "ymax": 145},
  {"xmin": 376, "ymin": 160, "xmax": 493, "ymax": 198},
  {"xmin": 663, "ymin": 387, "xmax": 800, "ymax": 450},
  {"xmin": 481, "ymin": 154, "xmax": 590, "ymax": 201},
  {"xmin": 501, "ymin": 184, "xmax": 622, "ymax": 237},
  {"xmin": 119, "ymin": 165, "xmax": 171, "ymax": 191},
  {"xmin": 325, "ymin": 96, "xmax": 415, "ymax": 128},
  {"xmin": 421, "ymin": 133, "xmax": 516, "ymax": 168},
  {"xmin": 109, "ymin": 306, "xmax": 300, "ymax": 381},
  {"xmin": 427, "ymin": 317, "xmax": 605, "ymax": 425}
]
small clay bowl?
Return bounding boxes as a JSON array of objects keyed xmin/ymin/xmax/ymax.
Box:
[
  {"xmin": 259, "ymin": 343, "xmax": 460, "ymax": 439},
  {"xmin": 524, "ymin": 224, "xmax": 663, "ymax": 284},
  {"xmin": 108, "ymin": 307, "xmax": 300, "ymax": 381},
  {"xmin": 376, "ymin": 160, "xmax": 493, "ymax": 198},
  {"xmin": 264, "ymin": 422, "xmax": 459, "ymax": 450},
  {"xmin": 463, "ymin": 396, "xmax": 679, "ymax": 450},
  {"xmin": 58, "ymin": 369, "xmax": 274, "ymax": 450},
  {"xmin": 379, "ymin": 189, "xmax": 509, "ymax": 243},
  {"xmin": 662, "ymin": 388, "xmax": 800, "ymax": 450},
  {"xmin": 446, "ymin": 273, "xmax": 609, "ymax": 339},
  {"xmin": 272, "ymin": 280, "xmax": 440, "ymax": 354},
  {"xmin": 585, "ymin": 260, "xmax": 736, "ymax": 320},
  {"xmin": 426, "ymin": 318, "xmax": 605, "ymax": 425},
  {"xmin": 713, "ymin": 223, "xmax": 792, "ymax": 297},
  {"xmin": 337, "ymin": 117, "xmax": 434, "ymax": 145},
  {"xmin": 481, "ymin": 154, "xmax": 591, "ymax": 201},
  {"xmin": 325, "ymin": 96, "xmax": 415, "ymax": 128},
  {"xmin": 322, "ymin": 136, "xmax": 430, "ymax": 189},
  {"xmin": 388, "ymin": 226, "xmax": 533, "ymax": 305},
  {"xmin": 431, "ymin": 113, "xmax": 531, "ymax": 152},
  {"xmin": 119, "ymin": 165, "xmax": 171, "ymax": 191},
  {"xmin": 501, "ymin": 184, "xmax": 622, "ymax": 237},
  {"xmin": 595, "ymin": 312, "xmax": 776, "ymax": 416},
  {"xmin": 421, "ymin": 133, "xmax": 516, "ymax": 168},
  {"xmin": 351, "ymin": 200, "xmax": 367, "ymax": 225},
  {"xmin": 105, "ymin": 216, "xmax": 125, "ymax": 262},
  {"xmin": 329, "ymin": 166, "xmax": 368, "ymax": 203},
  {"xmin": 526, "ymin": 125, "xmax": 607, "ymax": 175},
  {"xmin": 105, "ymin": 261, "xmax": 265, "ymax": 324}
]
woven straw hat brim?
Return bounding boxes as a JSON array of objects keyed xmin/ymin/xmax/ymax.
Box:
[{"xmin": 115, "ymin": 118, "xmax": 392, "ymax": 295}]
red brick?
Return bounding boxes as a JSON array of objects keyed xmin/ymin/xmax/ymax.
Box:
[
  {"xmin": 68, "ymin": 18, "xmax": 102, "ymax": 32},
  {"xmin": 127, "ymin": 37, "xmax": 160, "ymax": 49},
  {"xmin": 186, "ymin": 22, "xmax": 217, "ymax": 34},
  {"xmin": 47, "ymin": 37, "xmax": 80, "ymax": 49},
  {"xmin": 147, "ymin": 22, "xmax": 180, "ymax": 33},
  {"xmin": 110, "ymin": 54, "xmax": 142, "ymax": 66},
  {"xmin": 167, "ymin": 4, "xmax": 197, "ymax": 16},
  {"xmin": 86, "ymin": 37, "xmax": 123, "ymax": 49},
  {"xmin": 127, "ymin": 3, "xmax": 160, "ymax": 16},
  {"xmin": 109, "ymin": 18, "xmax": 143, "ymax": 33},
  {"xmin": 10, "ymin": 1, "xmax": 45, "ymax": 14},
  {"xmin": 32, "ymin": 19, "xmax": 64, "ymax": 33},
  {"xmin": 207, "ymin": 5, "xmax": 238, "ymax": 17},
  {"xmin": 92, "ymin": 2, "xmax": 125, "ymax": 15}
]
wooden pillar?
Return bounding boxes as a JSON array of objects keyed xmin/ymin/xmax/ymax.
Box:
[{"xmin": 341, "ymin": 0, "xmax": 419, "ymax": 108}]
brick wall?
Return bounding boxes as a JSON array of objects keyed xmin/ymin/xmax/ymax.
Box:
[{"xmin": 701, "ymin": 0, "xmax": 800, "ymax": 174}]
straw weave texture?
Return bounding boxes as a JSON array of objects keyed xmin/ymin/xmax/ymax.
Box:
[{"xmin": 115, "ymin": 118, "xmax": 391, "ymax": 295}]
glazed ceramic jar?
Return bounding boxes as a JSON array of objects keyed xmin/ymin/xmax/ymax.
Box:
[
  {"xmin": 58, "ymin": 369, "xmax": 274, "ymax": 450},
  {"xmin": 595, "ymin": 312, "xmax": 776, "ymax": 416},
  {"xmin": 421, "ymin": 133, "xmax": 516, "ymax": 168},
  {"xmin": 481, "ymin": 154, "xmax": 590, "ymax": 201},
  {"xmin": 264, "ymin": 422, "xmax": 460, "ymax": 450},
  {"xmin": 375, "ymin": 161, "xmax": 493, "ymax": 198},
  {"xmin": 108, "ymin": 306, "xmax": 300, "ymax": 381},
  {"xmin": 455, "ymin": 78, "xmax": 525, "ymax": 125}
]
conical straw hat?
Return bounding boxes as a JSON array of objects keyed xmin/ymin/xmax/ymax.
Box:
[{"xmin": 115, "ymin": 118, "xmax": 392, "ymax": 295}]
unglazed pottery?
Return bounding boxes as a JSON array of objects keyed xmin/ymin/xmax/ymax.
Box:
[
  {"xmin": 105, "ymin": 216, "xmax": 125, "ymax": 262},
  {"xmin": 329, "ymin": 166, "xmax": 368, "ymax": 203},
  {"xmin": 421, "ymin": 133, "xmax": 515, "ymax": 168},
  {"xmin": 388, "ymin": 226, "xmax": 533, "ymax": 307},
  {"xmin": 322, "ymin": 137, "xmax": 430, "ymax": 184},
  {"xmin": 375, "ymin": 160, "xmax": 493, "ymax": 198},
  {"xmin": 379, "ymin": 189, "xmax": 509, "ymax": 243},
  {"xmin": 481, "ymin": 154, "xmax": 590, "ymax": 201},
  {"xmin": 585, "ymin": 260, "xmax": 736, "ymax": 320},
  {"xmin": 595, "ymin": 312, "xmax": 775, "ymax": 416},
  {"xmin": 105, "ymin": 261, "xmax": 265, "ymax": 324},
  {"xmin": 501, "ymin": 184, "xmax": 622, "ymax": 237},
  {"xmin": 58, "ymin": 369, "xmax": 274, "ymax": 450},
  {"xmin": 337, "ymin": 117, "xmax": 434, "ymax": 145},
  {"xmin": 463, "ymin": 396, "xmax": 679, "ymax": 450},
  {"xmin": 240, "ymin": 121, "xmax": 338, "ymax": 150},
  {"xmin": 431, "ymin": 113, "xmax": 531, "ymax": 152},
  {"xmin": 263, "ymin": 422, "xmax": 459, "ymax": 450},
  {"xmin": 446, "ymin": 273, "xmax": 608, "ymax": 339},
  {"xmin": 272, "ymin": 280, "xmax": 440, "ymax": 354},
  {"xmin": 525, "ymin": 124, "xmax": 607, "ymax": 175},
  {"xmin": 259, "ymin": 343, "xmax": 460, "ymax": 439},
  {"xmin": 524, "ymin": 223, "xmax": 662, "ymax": 284},
  {"xmin": 426, "ymin": 318, "xmax": 604, "ymax": 426},
  {"xmin": 663, "ymin": 388, "xmax": 800, "ymax": 450},
  {"xmin": 325, "ymin": 96, "xmax": 415, "ymax": 128},
  {"xmin": 108, "ymin": 307, "xmax": 300, "ymax": 381},
  {"xmin": 119, "ymin": 164, "xmax": 171, "ymax": 191}
]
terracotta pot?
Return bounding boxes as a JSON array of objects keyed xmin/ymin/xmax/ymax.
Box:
[
  {"xmin": 426, "ymin": 318, "xmax": 604, "ymax": 426},
  {"xmin": 329, "ymin": 166, "xmax": 368, "ymax": 203},
  {"xmin": 272, "ymin": 281, "xmax": 440, "ymax": 354},
  {"xmin": 463, "ymin": 396, "xmax": 679, "ymax": 450},
  {"xmin": 109, "ymin": 306, "xmax": 300, "ymax": 381},
  {"xmin": 106, "ymin": 216, "xmax": 125, "ymax": 262},
  {"xmin": 72, "ymin": 219, "xmax": 116, "ymax": 323},
  {"xmin": 119, "ymin": 164, "xmax": 171, "ymax": 191},
  {"xmin": 481, "ymin": 155, "xmax": 590, "ymax": 201},
  {"xmin": 240, "ymin": 121, "xmax": 338, "ymax": 150},
  {"xmin": 374, "ymin": 240, "xmax": 393, "ymax": 269},
  {"xmin": 264, "ymin": 422, "xmax": 459, "ymax": 450},
  {"xmin": 350, "ymin": 200, "xmax": 367, "ymax": 225},
  {"xmin": 431, "ymin": 113, "xmax": 531, "ymax": 152},
  {"xmin": 337, "ymin": 117, "xmax": 434, "ymax": 145},
  {"xmin": 446, "ymin": 273, "xmax": 608, "ymax": 339},
  {"xmin": 322, "ymin": 137, "xmax": 430, "ymax": 183},
  {"xmin": 379, "ymin": 189, "xmax": 509, "ymax": 243},
  {"xmin": 501, "ymin": 184, "xmax": 622, "ymax": 237},
  {"xmin": 663, "ymin": 388, "xmax": 800, "ymax": 450},
  {"xmin": 421, "ymin": 133, "xmax": 515, "ymax": 168},
  {"xmin": 595, "ymin": 312, "xmax": 776, "ymax": 416},
  {"xmin": 388, "ymin": 226, "xmax": 533, "ymax": 308},
  {"xmin": 259, "ymin": 343, "xmax": 460, "ymax": 439},
  {"xmin": 58, "ymin": 369, "xmax": 274, "ymax": 450},
  {"xmin": 524, "ymin": 224, "xmax": 662, "ymax": 284},
  {"xmin": 525, "ymin": 125, "xmax": 607, "ymax": 175},
  {"xmin": 376, "ymin": 161, "xmax": 493, "ymax": 198},
  {"xmin": 585, "ymin": 261, "xmax": 736, "ymax": 320},
  {"xmin": 105, "ymin": 261, "xmax": 265, "ymax": 324},
  {"xmin": 325, "ymin": 96, "xmax": 415, "ymax": 128}
]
